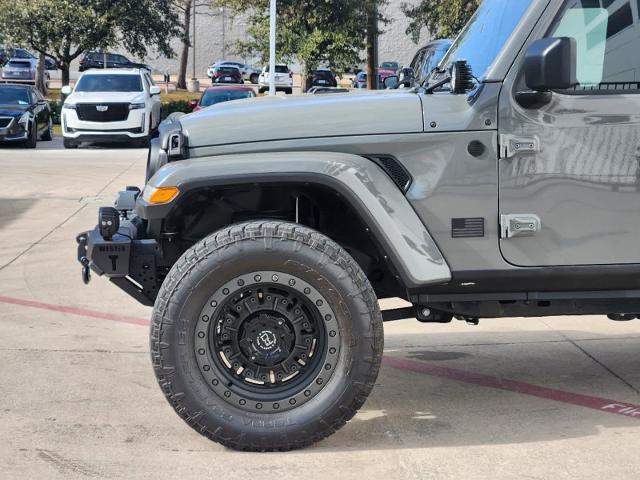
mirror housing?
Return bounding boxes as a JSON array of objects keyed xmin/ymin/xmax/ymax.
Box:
[
  {"xmin": 187, "ymin": 100, "xmax": 198, "ymax": 110},
  {"xmin": 149, "ymin": 85, "xmax": 161, "ymax": 96},
  {"xmin": 61, "ymin": 85, "xmax": 72, "ymax": 96},
  {"xmin": 383, "ymin": 75, "xmax": 399, "ymax": 89},
  {"xmin": 525, "ymin": 37, "xmax": 577, "ymax": 91}
]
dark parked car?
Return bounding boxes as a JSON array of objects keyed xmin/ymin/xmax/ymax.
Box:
[
  {"xmin": 211, "ymin": 65, "xmax": 243, "ymax": 84},
  {"xmin": 0, "ymin": 83, "xmax": 52, "ymax": 148},
  {"xmin": 189, "ymin": 85, "xmax": 256, "ymax": 112},
  {"xmin": 311, "ymin": 69, "xmax": 338, "ymax": 87},
  {"xmin": 79, "ymin": 52, "xmax": 152, "ymax": 72}
]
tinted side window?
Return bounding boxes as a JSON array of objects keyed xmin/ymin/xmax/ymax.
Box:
[{"xmin": 551, "ymin": 0, "xmax": 640, "ymax": 91}]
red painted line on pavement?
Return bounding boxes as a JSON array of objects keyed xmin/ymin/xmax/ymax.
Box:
[
  {"xmin": 384, "ymin": 356, "xmax": 640, "ymax": 419},
  {"xmin": 0, "ymin": 295, "xmax": 150, "ymax": 327},
  {"xmin": 2, "ymin": 294, "xmax": 639, "ymax": 419}
]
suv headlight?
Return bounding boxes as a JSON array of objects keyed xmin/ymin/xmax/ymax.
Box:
[
  {"xmin": 63, "ymin": 103, "xmax": 76, "ymax": 110},
  {"xmin": 129, "ymin": 102, "xmax": 145, "ymax": 110}
]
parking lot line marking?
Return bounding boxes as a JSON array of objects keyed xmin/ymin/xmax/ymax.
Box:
[
  {"xmin": 383, "ymin": 356, "xmax": 640, "ymax": 419},
  {"xmin": 0, "ymin": 295, "xmax": 149, "ymax": 327},
  {"xmin": 3, "ymin": 293, "xmax": 639, "ymax": 419}
]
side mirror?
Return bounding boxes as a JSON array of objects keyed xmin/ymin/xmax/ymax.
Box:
[
  {"xmin": 61, "ymin": 85, "xmax": 72, "ymax": 96},
  {"xmin": 187, "ymin": 100, "xmax": 198, "ymax": 110},
  {"xmin": 525, "ymin": 37, "xmax": 577, "ymax": 91},
  {"xmin": 383, "ymin": 75, "xmax": 399, "ymax": 89},
  {"xmin": 149, "ymin": 86, "xmax": 161, "ymax": 96}
]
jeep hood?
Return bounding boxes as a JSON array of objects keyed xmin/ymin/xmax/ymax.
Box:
[{"xmin": 179, "ymin": 91, "xmax": 424, "ymax": 148}]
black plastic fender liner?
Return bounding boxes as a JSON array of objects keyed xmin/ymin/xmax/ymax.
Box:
[{"xmin": 135, "ymin": 151, "xmax": 452, "ymax": 289}]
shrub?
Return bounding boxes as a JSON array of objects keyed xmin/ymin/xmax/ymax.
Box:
[
  {"xmin": 162, "ymin": 100, "xmax": 193, "ymax": 119},
  {"xmin": 48, "ymin": 101, "xmax": 62, "ymax": 124}
]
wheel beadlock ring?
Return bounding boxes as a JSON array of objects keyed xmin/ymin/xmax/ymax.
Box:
[{"xmin": 195, "ymin": 271, "xmax": 341, "ymax": 413}]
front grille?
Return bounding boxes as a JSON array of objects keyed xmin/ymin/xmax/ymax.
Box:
[
  {"xmin": 76, "ymin": 103, "xmax": 130, "ymax": 122},
  {"xmin": 0, "ymin": 117, "xmax": 13, "ymax": 129}
]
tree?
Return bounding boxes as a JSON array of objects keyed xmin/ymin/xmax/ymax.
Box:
[
  {"xmin": 0, "ymin": 0, "xmax": 181, "ymax": 86},
  {"xmin": 402, "ymin": 0, "xmax": 480, "ymax": 43},
  {"xmin": 173, "ymin": 0, "xmax": 214, "ymax": 90},
  {"xmin": 213, "ymin": 0, "xmax": 388, "ymax": 90}
]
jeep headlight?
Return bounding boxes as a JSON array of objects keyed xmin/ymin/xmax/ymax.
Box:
[{"xmin": 129, "ymin": 102, "xmax": 145, "ymax": 110}]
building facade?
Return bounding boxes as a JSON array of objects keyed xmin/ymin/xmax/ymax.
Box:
[{"xmin": 131, "ymin": 0, "xmax": 432, "ymax": 76}]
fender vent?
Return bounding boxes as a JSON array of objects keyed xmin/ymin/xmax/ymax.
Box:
[{"xmin": 367, "ymin": 156, "xmax": 413, "ymax": 192}]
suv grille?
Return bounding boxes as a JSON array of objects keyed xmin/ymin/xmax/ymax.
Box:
[
  {"xmin": 0, "ymin": 117, "xmax": 13, "ymax": 129},
  {"xmin": 76, "ymin": 103, "xmax": 130, "ymax": 122}
]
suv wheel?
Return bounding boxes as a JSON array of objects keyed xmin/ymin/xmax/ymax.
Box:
[
  {"xmin": 284, "ymin": 88, "xmax": 293, "ymax": 95},
  {"xmin": 151, "ymin": 221, "xmax": 384, "ymax": 451},
  {"xmin": 250, "ymin": 73, "xmax": 259, "ymax": 84},
  {"xmin": 63, "ymin": 138, "xmax": 78, "ymax": 149}
]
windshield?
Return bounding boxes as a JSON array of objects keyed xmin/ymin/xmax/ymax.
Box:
[
  {"xmin": 201, "ymin": 89, "xmax": 254, "ymax": 107},
  {"xmin": 0, "ymin": 86, "xmax": 30, "ymax": 105},
  {"xmin": 75, "ymin": 74, "xmax": 143, "ymax": 92},
  {"xmin": 437, "ymin": 0, "xmax": 534, "ymax": 80}
]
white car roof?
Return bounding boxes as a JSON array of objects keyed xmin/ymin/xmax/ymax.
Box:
[{"xmin": 80, "ymin": 68, "xmax": 144, "ymax": 75}]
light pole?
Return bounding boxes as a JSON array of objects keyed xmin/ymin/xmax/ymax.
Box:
[
  {"xmin": 269, "ymin": 0, "xmax": 276, "ymax": 96},
  {"xmin": 220, "ymin": 7, "xmax": 226, "ymax": 59},
  {"xmin": 189, "ymin": 0, "xmax": 200, "ymax": 92}
]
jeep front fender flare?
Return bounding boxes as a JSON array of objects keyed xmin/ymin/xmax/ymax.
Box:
[{"xmin": 137, "ymin": 151, "xmax": 451, "ymax": 288}]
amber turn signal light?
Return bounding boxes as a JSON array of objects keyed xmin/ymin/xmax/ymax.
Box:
[{"xmin": 148, "ymin": 186, "xmax": 180, "ymax": 205}]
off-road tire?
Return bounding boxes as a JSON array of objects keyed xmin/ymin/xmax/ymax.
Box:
[{"xmin": 150, "ymin": 221, "xmax": 384, "ymax": 451}]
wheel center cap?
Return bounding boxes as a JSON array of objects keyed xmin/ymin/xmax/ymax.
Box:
[{"xmin": 256, "ymin": 330, "xmax": 278, "ymax": 351}]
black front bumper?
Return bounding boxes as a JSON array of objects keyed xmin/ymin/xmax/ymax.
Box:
[{"xmin": 76, "ymin": 203, "xmax": 162, "ymax": 307}]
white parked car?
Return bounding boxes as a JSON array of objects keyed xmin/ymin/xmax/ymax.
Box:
[
  {"xmin": 61, "ymin": 69, "xmax": 161, "ymax": 149},
  {"xmin": 207, "ymin": 61, "xmax": 260, "ymax": 84},
  {"xmin": 258, "ymin": 65, "xmax": 293, "ymax": 94}
]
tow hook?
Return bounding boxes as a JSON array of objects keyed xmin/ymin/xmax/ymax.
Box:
[
  {"xmin": 76, "ymin": 232, "xmax": 91, "ymax": 285},
  {"xmin": 81, "ymin": 256, "xmax": 91, "ymax": 285}
]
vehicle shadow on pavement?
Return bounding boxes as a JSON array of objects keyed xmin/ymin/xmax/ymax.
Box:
[
  {"xmin": 314, "ymin": 330, "xmax": 640, "ymax": 451},
  {"xmin": 1, "ymin": 138, "xmax": 146, "ymax": 151},
  {"xmin": 0, "ymin": 198, "xmax": 37, "ymax": 231}
]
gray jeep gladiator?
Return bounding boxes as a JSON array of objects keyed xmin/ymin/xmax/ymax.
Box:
[{"xmin": 76, "ymin": 0, "xmax": 640, "ymax": 450}]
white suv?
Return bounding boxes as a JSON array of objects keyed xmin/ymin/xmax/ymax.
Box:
[
  {"xmin": 61, "ymin": 69, "xmax": 161, "ymax": 148},
  {"xmin": 258, "ymin": 65, "xmax": 293, "ymax": 94}
]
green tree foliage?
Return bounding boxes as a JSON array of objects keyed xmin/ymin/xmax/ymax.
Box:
[
  {"xmin": 213, "ymin": 0, "xmax": 388, "ymax": 85},
  {"xmin": 0, "ymin": 0, "xmax": 181, "ymax": 85},
  {"xmin": 402, "ymin": 0, "xmax": 480, "ymax": 42}
]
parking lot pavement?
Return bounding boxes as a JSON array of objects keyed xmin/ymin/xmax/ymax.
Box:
[{"xmin": 1, "ymin": 140, "xmax": 640, "ymax": 479}]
